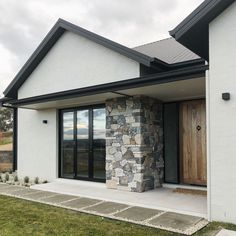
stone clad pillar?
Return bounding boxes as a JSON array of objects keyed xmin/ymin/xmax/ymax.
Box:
[{"xmin": 105, "ymin": 96, "xmax": 163, "ymax": 192}]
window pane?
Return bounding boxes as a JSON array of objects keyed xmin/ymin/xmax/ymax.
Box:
[
  {"xmin": 93, "ymin": 108, "xmax": 106, "ymax": 180},
  {"xmin": 77, "ymin": 110, "xmax": 89, "ymax": 178},
  {"xmin": 61, "ymin": 112, "xmax": 74, "ymax": 178}
]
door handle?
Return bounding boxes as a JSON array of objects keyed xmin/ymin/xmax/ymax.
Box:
[{"xmin": 197, "ymin": 125, "xmax": 201, "ymax": 131}]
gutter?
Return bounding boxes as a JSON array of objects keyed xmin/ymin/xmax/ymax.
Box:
[{"xmin": 7, "ymin": 64, "xmax": 209, "ymax": 107}]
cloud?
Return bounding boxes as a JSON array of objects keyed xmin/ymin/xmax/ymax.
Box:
[{"xmin": 0, "ymin": 0, "xmax": 203, "ymax": 96}]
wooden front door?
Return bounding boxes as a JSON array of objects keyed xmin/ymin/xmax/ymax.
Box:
[{"xmin": 179, "ymin": 100, "xmax": 207, "ymax": 186}]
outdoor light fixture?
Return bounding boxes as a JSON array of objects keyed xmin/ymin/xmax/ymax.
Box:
[
  {"xmin": 42, "ymin": 120, "xmax": 48, "ymax": 124},
  {"xmin": 222, "ymin": 93, "xmax": 230, "ymax": 101}
]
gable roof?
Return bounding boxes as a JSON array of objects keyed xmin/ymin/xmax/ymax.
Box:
[
  {"xmin": 170, "ymin": 0, "xmax": 235, "ymax": 61},
  {"xmin": 133, "ymin": 38, "xmax": 200, "ymax": 64},
  {"xmin": 4, "ymin": 19, "xmax": 159, "ymax": 98}
]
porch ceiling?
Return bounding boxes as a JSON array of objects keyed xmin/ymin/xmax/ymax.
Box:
[
  {"xmin": 17, "ymin": 77, "xmax": 205, "ymax": 110},
  {"xmin": 119, "ymin": 77, "xmax": 205, "ymax": 102}
]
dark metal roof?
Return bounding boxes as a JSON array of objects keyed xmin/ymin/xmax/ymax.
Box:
[
  {"xmin": 133, "ymin": 38, "xmax": 200, "ymax": 64},
  {"xmin": 170, "ymin": 0, "xmax": 235, "ymax": 61},
  {"xmin": 4, "ymin": 19, "xmax": 157, "ymax": 98}
]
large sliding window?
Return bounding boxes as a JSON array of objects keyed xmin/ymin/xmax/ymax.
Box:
[{"xmin": 60, "ymin": 105, "xmax": 106, "ymax": 182}]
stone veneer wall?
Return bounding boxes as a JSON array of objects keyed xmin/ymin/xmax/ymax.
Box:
[{"xmin": 106, "ymin": 96, "xmax": 163, "ymax": 192}]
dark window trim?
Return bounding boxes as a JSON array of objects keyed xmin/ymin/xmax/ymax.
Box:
[
  {"xmin": 13, "ymin": 108, "xmax": 17, "ymax": 171},
  {"xmin": 58, "ymin": 104, "xmax": 106, "ymax": 183},
  {"xmin": 163, "ymin": 102, "xmax": 180, "ymax": 184}
]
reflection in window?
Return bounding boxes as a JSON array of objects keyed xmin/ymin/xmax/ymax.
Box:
[
  {"xmin": 77, "ymin": 110, "xmax": 89, "ymax": 178},
  {"xmin": 93, "ymin": 108, "xmax": 106, "ymax": 179},
  {"xmin": 63, "ymin": 112, "xmax": 74, "ymax": 141},
  {"xmin": 61, "ymin": 112, "xmax": 74, "ymax": 178}
]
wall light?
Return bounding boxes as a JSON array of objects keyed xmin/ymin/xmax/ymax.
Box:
[{"xmin": 222, "ymin": 93, "xmax": 230, "ymax": 101}]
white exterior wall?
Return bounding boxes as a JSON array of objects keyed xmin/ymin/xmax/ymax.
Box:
[
  {"xmin": 18, "ymin": 31, "xmax": 139, "ymax": 99},
  {"xmin": 208, "ymin": 1, "xmax": 236, "ymax": 223},
  {"xmin": 17, "ymin": 108, "xmax": 57, "ymax": 181}
]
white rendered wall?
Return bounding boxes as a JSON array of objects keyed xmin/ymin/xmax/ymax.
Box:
[
  {"xmin": 17, "ymin": 108, "xmax": 57, "ymax": 181},
  {"xmin": 208, "ymin": 1, "xmax": 236, "ymax": 223},
  {"xmin": 18, "ymin": 31, "xmax": 140, "ymax": 99}
]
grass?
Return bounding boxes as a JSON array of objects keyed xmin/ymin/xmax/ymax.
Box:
[
  {"xmin": 0, "ymin": 138, "xmax": 12, "ymax": 146},
  {"xmin": 0, "ymin": 195, "xmax": 177, "ymax": 236},
  {"xmin": 0, "ymin": 195, "xmax": 235, "ymax": 236}
]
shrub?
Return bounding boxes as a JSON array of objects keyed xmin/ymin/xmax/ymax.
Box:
[
  {"xmin": 34, "ymin": 177, "xmax": 39, "ymax": 184},
  {"xmin": 42, "ymin": 180, "xmax": 48, "ymax": 184},
  {"xmin": 24, "ymin": 176, "xmax": 29, "ymax": 184},
  {"xmin": 5, "ymin": 173, "xmax": 9, "ymax": 182},
  {"xmin": 0, "ymin": 175, "xmax": 2, "ymax": 182},
  {"xmin": 14, "ymin": 175, "xmax": 18, "ymax": 182}
]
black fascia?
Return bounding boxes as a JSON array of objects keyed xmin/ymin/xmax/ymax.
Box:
[
  {"xmin": 170, "ymin": 0, "xmax": 235, "ymax": 60},
  {"xmin": 8, "ymin": 64, "xmax": 208, "ymax": 107},
  {"xmin": 0, "ymin": 97, "xmax": 14, "ymax": 107},
  {"xmin": 3, "ymin": 19, "xmax": 159, "ymax": 99}
]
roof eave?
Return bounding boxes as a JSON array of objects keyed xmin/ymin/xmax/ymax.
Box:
[
  {"xmin": 170, "ymin": 0, "xmax": 235, "ymax": 60},
  {"xmin": 8, "ymin": 64, "xmax": 208, "ymax": 107},
  {"xmin": 4, "ymin": 19, "xmax": 156, "ymax": 99}
]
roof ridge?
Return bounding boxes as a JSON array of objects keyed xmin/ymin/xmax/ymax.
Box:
[{"xmin": 133, "ymin": 37, "xmax": 173, "ymax": 49}]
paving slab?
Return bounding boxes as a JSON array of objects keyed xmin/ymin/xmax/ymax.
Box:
[
  {"xmin": 0, "ymin": 184, "xmax": 14, "ymax": 191},
  {"xmin": 11, "ymin": 188, "xmax": 40, "ymax": 197},
  {"xmin": 61, "ymin": 197, "xmax": 101, "ymax": 209},
  {"xmin": 84, "ymin": 201, "xmax": 128, "ymax": 214},
  {"xmin": 23, "ymin": 191, "xmax": 59, "ymax": 200},
  {"xmin": 0, "ymin": 186, "xmax": 25, "ymax": 194},
  {"xmin": 41, "ymin": 194, "xmax": 78, "ymax": 204},
  {"xmin": 114, "ymin": 206, "xmax": 163, "ymax": 222},
  {"xmin": 217, "ymin": 229, "xmax": 236, "ymax": 236},
  {"xmin": 148, "ymin": 212, "xmax": 202, "ymax": 232}
]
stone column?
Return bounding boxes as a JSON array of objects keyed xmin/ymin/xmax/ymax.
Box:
[{"xmin": 105, "ymin": 96, "xmax": 163, "ymax": 193}]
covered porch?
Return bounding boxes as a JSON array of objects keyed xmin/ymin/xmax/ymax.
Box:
[{"xmin": 8, "ymin": 66, "xmax": 208, "ymax": 219}]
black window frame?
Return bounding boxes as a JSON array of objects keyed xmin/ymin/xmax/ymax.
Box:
[{"xmin": 58, "ymin": 104, "xmax": 106, "ymax": 183}]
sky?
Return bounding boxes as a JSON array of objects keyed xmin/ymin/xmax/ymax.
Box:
[{"xmin": 0, "ymin": 0, "xmax": 204, "ymax": 96}]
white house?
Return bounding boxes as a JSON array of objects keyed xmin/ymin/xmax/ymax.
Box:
[{"xmin": 1, "ymin": 0, "xmax": 236, "ymax": 224}]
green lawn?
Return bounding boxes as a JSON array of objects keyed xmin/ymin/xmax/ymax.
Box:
[
  {"xmin": 0, "ymin": 138, "xmax": 12, "ymax": 146},
  {"xmin": 0, "ymin": 195, "xmax": 235, "ymax": 236}
]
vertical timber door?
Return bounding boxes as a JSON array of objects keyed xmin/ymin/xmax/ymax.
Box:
[
  {"xmin": 179, "ymin": 100, "xmax": 207, "ymax": 186},
  {"xmin": 60, "ymin": 106, "xmax": 106, "ymax": 182}
]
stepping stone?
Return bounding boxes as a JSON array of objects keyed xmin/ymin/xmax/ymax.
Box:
[
  {"xmin": 61, "ymin": 197, "xmax": 101, "ymax": 209},
  {"xmin": 0, "ymin": 184, "xmax": 13, "ymax": 191},
  {"xmin": 148, "ymin": 212, "xmax": 202, "ymax": 232},
  {"xmin": 41, "ymin": 194, "xmax": 77, "ymax": 204},
  {"xmin": 84, "ymin": 201, "xmax": 128, "ymax": 214},
  {"xmin": 114, "ymin": 206, "xmax": 163, "ymax": 222},
  {"xmin": 24, "ymin": 191, "xmax": 59, "ymax": 200},
  {"xmin": 0, "ymin": 186, "xmax": 25, "ymax": 194},
  {"xmin": 217, "ymin": 229, "xmax": 236, "ymax": 236},
  {"xmin": 0, "ymin": 184, "xmax": 9, "ymax": 188},
  {"xmin": 12, "ymin": 188, "xmax": 40, "ymax": 197}
]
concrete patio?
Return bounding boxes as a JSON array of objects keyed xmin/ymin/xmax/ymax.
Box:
[
  {"xmin": 31, "ymin": 179, "xmax": 207, "ymax": 218},
  {"xmin": 0, "ymin": 181, "xmax": 208, "ymax": 235}
]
